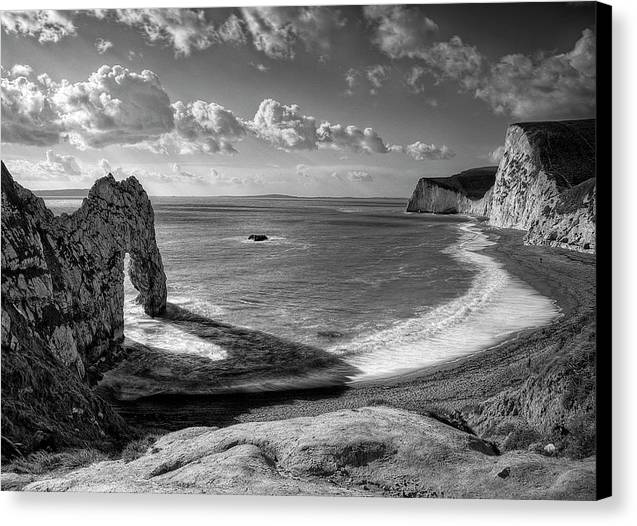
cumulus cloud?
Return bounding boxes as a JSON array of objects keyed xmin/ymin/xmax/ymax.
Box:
[
  {"xmin": 95, "ymin": 38, "xmax": 113, "ymax": 54},
  {"xmin": 363, "ymin": 5, "xmax": 438, "ymax": 59},
  {"xmin": 241, "ymin": 6, "xmax": 345, "ymax": 60},
  {"xmin": 92, "ymin": 8, "xmax": 245, "ymax": 57},
  {"xmin": 2, "ymin": 65, "xmax": 453, "ymax": 161},
  {"xmin": 1, "ymin": 72, "xmax": 63, "ymax": 146},
  {"xmin": 1, "ymin": 10, "xmax": 76, "ymax": 43},
  {"xmin": 391, "ymin": 141, "xmax": 455, "ymax": 161},
  {"xmin": 2, "ymin": 64, "xmax": 173, "ymax": 149},
  {"xmin": 51, "ymin": 65, "xmax": 174, "ymax": 149},
  {"xmin": 475, "ymin": 29, "xmax": 596, "ymax": 119},
  {"xmin": 488, "ymin": 146, "xmax": 506, "ymax": 163},
  {"xmin": 317, "ymin": 123, "xmax": 389, "ymax": 154},
  {"xmin": 138, "ymin": 100, "xmax": 247, "ymax": 155},
  {"xmin": 45, "ymin": 150, "xmax": 82, "ymax": 175},
  {"xmin": 250, "ymin": 99, "xmax": 318, "ymax": 150},
  {"xmin": 8, "ymin": 64, "xmax": 34, "ymax": 78}
]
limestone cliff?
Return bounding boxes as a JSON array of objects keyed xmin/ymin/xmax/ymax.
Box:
[
  {"xmin": 406, "ymin": 167, "xmax": 496, "ymax": 216},
  {"xmin": 406, "ymin": 119, "xmax": 596, "ymax": 253},
  {"xmin": 490, "ymin": 120, "xmax": 596, "ymax": 252},
  {"xmin": 1, "ymin": 162, "xmax": 166, "ymax": 454}
]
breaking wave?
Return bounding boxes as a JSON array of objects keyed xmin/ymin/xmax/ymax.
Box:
[{"xmin": 338, "ymin": 222, "xmax": 560, "ymax": 381}]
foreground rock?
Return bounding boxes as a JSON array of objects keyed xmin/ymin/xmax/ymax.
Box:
[
  {"xmin": 407, "ymin": 119, "xmax": 596, "ymax": 253},
  {"xmin": 406, "ymin": 166, "xmax": 496, "ymax": 216},
  {"xmin": 25, "ymin": 407, "xmax": 595, "ymax": 499},
  {"xmin": 1, "ymin": 162, "xmax": 167, "ymax": 454}
]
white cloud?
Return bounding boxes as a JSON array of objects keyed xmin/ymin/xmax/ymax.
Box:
[
  {"xmin": 4, "ymin": 151, "xmax": 87, "ymax": 184},
  {"xmin": 250, "ymin": 63, "xmax": 270, "ymax": 73},
  {"xmin": 363, "ymin": 5, "xmax": 438, "ymax": 59},
  {"xmin": 317, "ymin": 123, "xmax": 389, "ymax": 154},
  {"xmin": 51, "ymin": 65, "xmax": 174, "ymax": 149},
  {"xmin": 392, "ymin": 141, "xmax": 455, "ymax": 161},
  {"xmin": 95, "ymin": 38, "xmax": 114, "ymax": 54},
  {"xmin": 241, "ymin": 6, "xmax": 345, "ymax": 60},
  {"xmin": 1, "ymin": 72, "xmax": 63, "ymax": 146},
  {"xmin": 93, "ymin": 8, "xmax": 245, "ymax": 57},
  {"xmin": 1, "ymin": 10, "xmax": 76, "ymax": 43},
  {"xmin": 138, "ymin": 100, "xmax": 247, "ymax": 155},
  {"xmin": 251, "ymin": 99, "xmax": 318, "ymax": 150},
  {"xmin": 345, "ymin": 65, "xmax": 391, "ymax": 96},
  {"xmin": 45, "ymin": 150, "xmax": 82, "ymax": 175},
  {"xmin": 8, "ymin": 64, "xmax": 34, "ymax": 78},
  {"xmin": 475, "ymin": 29, "xmax": 596, "ymax": 119},
  {"xmin": 418, "ymin": 36, "xmax": 484, "ymax": 90}
]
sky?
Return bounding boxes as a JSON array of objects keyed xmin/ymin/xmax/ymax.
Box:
[{"xmin": 1, "ymin": 3, "xmax": 597, "ymax": 196}]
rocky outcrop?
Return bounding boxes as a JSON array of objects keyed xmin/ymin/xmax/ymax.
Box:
[
  {"xmin": 1, "ymin": 162, "xmax": 167, "ymax": 454},
  {"xmin": 23, "ymin": 406, "xmax": 595, "ymax": 499},
  {"xmin": 407, "ymin": 119, "xmax": 596, "ymax": 253},
  {"xmin": 490, "ymin": 120, "xmax": 596, "ymax": 252},
  {"xmin": 248, "ymin": 234, "xmax": 268, "ymax": 241},
  {"xmin": 406, "ymin": 167, "xmax": 496, "ymax": 216}
]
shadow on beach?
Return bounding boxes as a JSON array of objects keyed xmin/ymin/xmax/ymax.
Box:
[{"xmin": 96, "ymin": 302, "xmax": 359, "ymax": 429}]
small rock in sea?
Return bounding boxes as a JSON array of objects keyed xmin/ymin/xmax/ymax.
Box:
[
  {"xmin": 248, "ymin": 234, "xmax": 268, "ymax": 241},
  {"xmin": 496, "ymin": 467, "xmax": 511, "ymax": 479},
  {"xmin": 544, "ymin": 443, "xmax": 556, "ymax": 455}
]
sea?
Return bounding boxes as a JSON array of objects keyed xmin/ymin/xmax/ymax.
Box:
[{"xmin": 45, "ymin": 196, "xmax": 559, "ymax": 384}]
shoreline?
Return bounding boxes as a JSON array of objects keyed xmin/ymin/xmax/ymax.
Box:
[{"xmin": 107, "ymin": 223, "xmax": 595, "ymax": 433}]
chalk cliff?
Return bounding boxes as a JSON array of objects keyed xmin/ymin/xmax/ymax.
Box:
[
  {"xmin": 490, "ymin": 120, "xmax": 596, "ymax": 252},
  {"xmin": 406, "ymin": 167, "xmax": 496, "ymax": 216},
  {"xmin": 407, "ymin": 120, "xmax": 596, "ymax": 253},
  {"xmin": 1, "ymin": 162, "xmax": 166, "ymax": 454}
]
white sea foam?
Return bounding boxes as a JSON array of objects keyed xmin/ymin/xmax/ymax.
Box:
[
  {"xmin": 338, "ymin": 222, "xmax": 560, "ymax": 382},
  {"xmin": 123, "ymin": 272, "xmax": 228, "ymax": 361}
]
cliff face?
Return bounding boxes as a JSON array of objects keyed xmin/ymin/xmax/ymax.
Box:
[
  {"xmin": 1, "ymin": 162, "xmax": 166, "ymax": 454},
  {"xmin": 406, "ymin": 120, "xmax": 596, "ymax": 253},
  {"xmin": 406, "ymin": 167, "xmax": 496, "ymax": 216},
  {"xmin": 490, "ymin": 120, "xmax": 596, "ymax": 252}
]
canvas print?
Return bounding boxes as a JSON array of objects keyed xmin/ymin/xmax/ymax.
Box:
[{"xmin": 0, "ymin": 3, "xmax": 610, "ymax": 499}]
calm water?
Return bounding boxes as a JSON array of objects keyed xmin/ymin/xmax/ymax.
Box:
[{"xmin": 45, "ymin": 196, "xmax": 559, "ymax": 382}]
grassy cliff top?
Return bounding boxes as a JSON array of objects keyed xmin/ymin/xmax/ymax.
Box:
[
  {"xmin": 424, "ymin": 166, "xmax": 497, "ymax": 199},
  {"xmin": 514, "ymin": 119, "xmax": 595, "ymax": 188}
]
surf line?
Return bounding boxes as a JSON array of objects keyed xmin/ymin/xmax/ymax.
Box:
[{"xmin": 340, "ymin": 221, "xmax": 560, "ymax": 382}]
